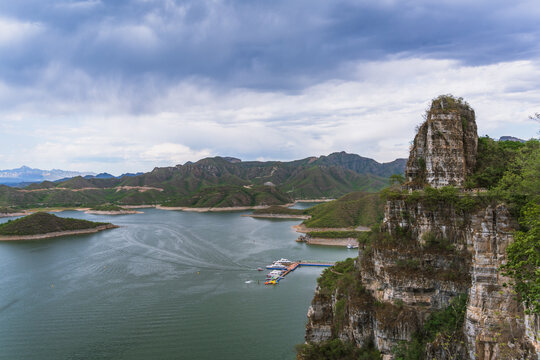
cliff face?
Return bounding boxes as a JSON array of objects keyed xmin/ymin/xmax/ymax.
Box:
[
  {"xmin": 304, "ymin": 96, "xmax": 539, "ymax": 359},
  {"xmin": 406, "ymin": 96, "xmax": 477, "ymax": 188}
]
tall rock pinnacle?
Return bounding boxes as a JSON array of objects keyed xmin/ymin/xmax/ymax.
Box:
[{"xmin": 405, "ymin": 95, "xmax": 478, "ymax": 188}]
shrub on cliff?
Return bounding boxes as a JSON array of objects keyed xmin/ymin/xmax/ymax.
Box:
[
  {"xmin": 493, "ymin": 139, "xmax": 540, "ymax": 314},
  {"xmin": 317, "ymin": 257, "xmax": 359, "ymax": 296},
  {"xmin": 392, "ymin": 294, "xmax": 468, "ymax": 359},
  {"xmin": 466, "ymin": 136, "xmax": 527, "ymax": 189},
  {"xmin": 297, "ymin": 339, "xmax": 382, "ymax": 360}
]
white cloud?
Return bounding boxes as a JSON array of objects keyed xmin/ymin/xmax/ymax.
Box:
[
  {"xmin": 0, "ymin": 17, "xmax": 43, "ymax": 46},
  {"xmin": 142, "ymin": 143, "xmax": 212, "ymax": 165},
  {"xmin": 0, "ymin": 57, "xmax": 538, "ymax": 173}
]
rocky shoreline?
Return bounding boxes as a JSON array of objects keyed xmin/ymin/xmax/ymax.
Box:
[
  {"xmin": 84, "ymin": 210, "xmax": 142, "ymax": 215},
  {"xmin": 0, "ymin": 212, "xmax": 30, "ymax": 218},
  {"xmin": 243, "ymin": 214, "xmax": 311, "ymax": 219},
  {"xmin": 296, "ymin": 235, "xmax": 359, "ymax": 247},
  {"xmin": 292, "ymin": 224, "xmax": 370, "ymax": 233}
]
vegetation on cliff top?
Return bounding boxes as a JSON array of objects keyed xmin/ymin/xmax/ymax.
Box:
[
  {"xmin": 0, "ymin": 212, "xmax": 108, "ymax": 236},
  {"xmin": 317, "ymin": 257, "xmax": 359, "ymax": 295},
  {"xmin": 495, "ymin": 139, "xmax": 540, "ymax": 314}
]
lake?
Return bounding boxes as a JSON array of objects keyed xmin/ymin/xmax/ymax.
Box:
[{"xmin": 0, "ymin": 208, "xmax": 353, "ymax": 360}]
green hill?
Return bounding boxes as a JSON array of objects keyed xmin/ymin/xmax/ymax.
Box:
[
  {"xmin": 0, "ymin": 212, "xmax": 109, "ymax": 236},
  {"xmin": 90, "ymin": 204, "xmax": 124, "ymax": 211},
  {"xmin": 303, "ymin": 192, "xmax": 385, "ymax": 228},
  {"xmin": 1, "ymin": 152, "xmax": 405, "ymax": 209},
  {"xmin": 163, "ymin": 185, "xmax": 291, "ymax": 208}
]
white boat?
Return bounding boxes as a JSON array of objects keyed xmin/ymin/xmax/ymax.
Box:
[
  {"xmin": 266, "ymin": 270, "xmax": 283, "ymax": 278},
  {"xmin": 275, "ymin": 258, "xmax": 291, "ymax": 264}
]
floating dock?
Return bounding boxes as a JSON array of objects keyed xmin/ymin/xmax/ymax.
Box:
[{"xmin": 264, "ymin": 261, "xmax": 334, "ymax": 285}]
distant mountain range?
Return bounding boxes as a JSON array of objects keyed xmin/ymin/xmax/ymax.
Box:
[
  {"xmin": 0, "ymin": 152, "xmax": 407, "ymax": 208},
  {"xmin": 499, "ymin": 136, "xmax": 526, "ymax": 143},
  {"xmin": 0, "ymin": 166, "xmax": 95, "ymax": 186},
  {"xmin": 0, "ymin": 167, "xmax": 145, "ymax": 187}
]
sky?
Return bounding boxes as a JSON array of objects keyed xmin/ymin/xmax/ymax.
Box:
[{"xmin": 0, "ymin": 0, "xmax": 539, "ymax": 175}]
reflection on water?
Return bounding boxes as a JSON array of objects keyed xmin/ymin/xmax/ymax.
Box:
[{"xmin": 0, "ymin": 209, "xmax": 351, "ymax": 360}]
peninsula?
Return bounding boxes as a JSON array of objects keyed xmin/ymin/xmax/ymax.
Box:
[
  {"xmin": 84, "ymin": 204, "xmax": 141, "ymax": 215},
  {"xmin": 0, "ymin": 212, "xmax": 118, "ymax": 241}
]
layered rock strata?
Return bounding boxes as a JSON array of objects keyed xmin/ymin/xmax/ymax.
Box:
[
  {"xmin": 304, "ymin": 96, "xmax": 538, "ymax": 359},
  {"xmin": 406, "ymin": 96, "xmax": 478, "ymax": 188}
]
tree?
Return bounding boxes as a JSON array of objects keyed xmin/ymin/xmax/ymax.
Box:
[
  {"xmin": 389, "ymin": 174, "xmax": 405, "ymax": 185},
  {"xmin": 502, "ymin": 202, "xmax": 540, "ymax": 314}
]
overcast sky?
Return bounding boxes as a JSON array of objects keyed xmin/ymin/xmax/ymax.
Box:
[{"xmin": 1, "ymin": 0, "xmax": 539, "ymax": 174}]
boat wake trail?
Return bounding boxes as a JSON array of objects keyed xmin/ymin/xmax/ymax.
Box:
[{"xmin": 115, "ymin": 223, "xmax": 251, "ymax": 271}]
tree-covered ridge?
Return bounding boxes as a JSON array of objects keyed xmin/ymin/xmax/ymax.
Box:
[
  {"xmin": 0, "ymin": 212, "xmax": 108, "ymax": 236},
  {"xmin": 0, "ymin": 153, "xmax": 404, "ymax": 209},
  {"xmin": 161, "ymin": 184, "xmax": 291, "ymax": 208}
]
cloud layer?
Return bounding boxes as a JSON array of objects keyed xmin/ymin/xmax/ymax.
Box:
[{"xmin": 0, "ymin": 0, "xmax": 539, "ymax": 173}]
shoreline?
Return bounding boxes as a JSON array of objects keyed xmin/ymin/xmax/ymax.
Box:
[
  {"xmin": 10, "ymin": 198, "xmax": 334, "ymax": 214},
  {"xmin": 155, "ymin": 203, "xmax": 296, "ymax": 212},
  {"xmin": 0, "ymin": 212, "xmax": 30, "ymax": 218},
  {"xmin": 292, "ymin": 224, "xmax": 370, "ymax": 233},
  {"xmin": 298, "ymin": 237, "xmax": 359, "ymax": 247},
  {"xmin": 84, "ymin": 210, "xmax": 142, "ymax": 215},
  {"xmin": 292, "ymin": 199, "xmax": 334, "ymax": 203},
  {"xmin": 242, "ymin": 214, "xmax": 311, "ymax": 220},
  {"xmin": 0, "ymin": 224, "xmax": 119, "ymax": 241},
  {"xmin": 156, "ymin": 205, "xmax": 270, "ymax": 212}
]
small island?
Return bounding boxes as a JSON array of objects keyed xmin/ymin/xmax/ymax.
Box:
[
  {"xmin": 0, "ymin": 212, "xmax": 118, "ymax": 241},
  {"xmin": 245, "ymin": 205, "xmax": 311, "ymax": 219},
  {"xmin": 85, "ymin": 204, "xmax": 141, "ymax": 215}
]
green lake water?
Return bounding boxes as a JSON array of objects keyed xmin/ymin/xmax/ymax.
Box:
[{"xmin": 0, "ymin": 208, "xmax": 354, "ymax": 360}]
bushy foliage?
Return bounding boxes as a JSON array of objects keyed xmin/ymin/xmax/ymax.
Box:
[
  {"xmin": 501, "ymin": 202, "xmax": 540, "ymax": 314},
  {"xmin": 317, "ymin": 258, "xmax": 360, "ymax": 296},
  {"xmin": 466, "ymin": 136, "xmax": 527, "ymax": 189},
  {"xmin": 487, "ymin": 140, "xmax": 540, "ymax": 314},
  {"xmin": 393, "ymin": 294, "xmax": 468, "ymax": 360},
  {"xmin": 297, "ymin": 339, "xmax": 382, "ymax": 360}
]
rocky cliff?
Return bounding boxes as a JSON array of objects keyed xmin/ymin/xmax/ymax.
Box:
[
  {"xmin": 406, "ymin": 96, "xmax": 477, "ymax": 189},
  {"xmin": 303, "ymin": 96, "xmax": 539, "ymax": 360}
]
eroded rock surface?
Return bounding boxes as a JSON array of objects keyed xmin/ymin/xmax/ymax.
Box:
[
  {"xmin": 304, "ymin": 96, "xmax": 538, "ymax": 359},
  {"xmin": 406, "ymin": 96, "xmax": 477, "ymax": 188}
]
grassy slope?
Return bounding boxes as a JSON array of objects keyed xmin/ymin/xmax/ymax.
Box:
[
  {"xmin": 303, "ymin": 192, "xmax": 385, "ymax": 228},
  {"xmin": 0, "ymin": 212, "xmax": 108, "ymax": 236},
  {"xmin": 162, "ymin": 185, "xmax": 292, "ymax": 207}
]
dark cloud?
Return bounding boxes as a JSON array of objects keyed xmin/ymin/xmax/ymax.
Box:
[{"xmin": 0, "ymin": 0, "xmax": 539, "ymax": 91}]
